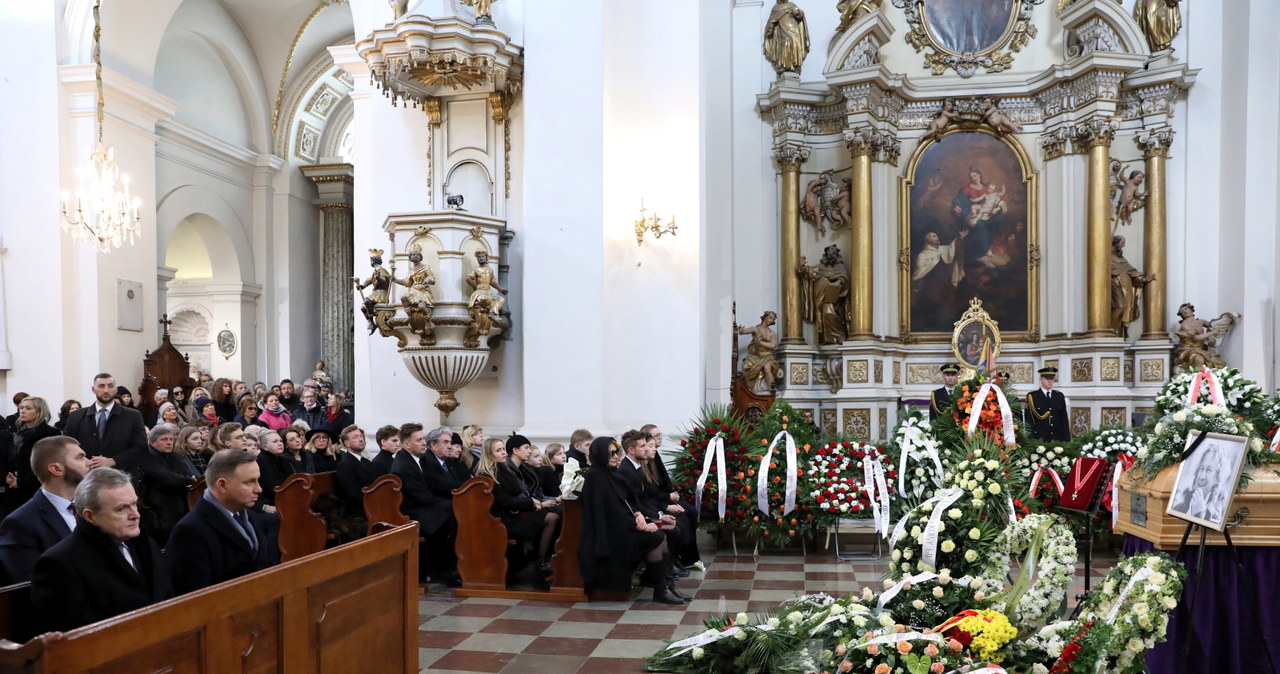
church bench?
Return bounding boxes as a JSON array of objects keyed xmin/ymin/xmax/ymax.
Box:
[
  {"xmin": 362, "ymin": 474, "xmax": 412, "ymax": 536},
  {"xmin": 0, "ymin": 523, "xmax": 420, "ymax": 674},
  {"xmin": 274, "ymin": 471, "xmax": 337, "ymax": 562},
  {"xmin": 186, "ymin": 476, "xmax": 205, "ymax": 511},
  {"xmin": 451, "ymin": 476, "xmax": 587, "ymax": 602},
  {"xmin": 0, "ymin": 583, "xmax": 32, "ymax": 645}
]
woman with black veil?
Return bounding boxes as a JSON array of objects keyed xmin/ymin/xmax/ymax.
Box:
[{"xmin": 577, "ymin": 437, "xmax": 684, "ymax": 604}]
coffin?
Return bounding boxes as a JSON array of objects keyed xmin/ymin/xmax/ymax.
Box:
[{"xmin": 1115, "ymin": 465, "xmax": 1280, "ymax": 549}]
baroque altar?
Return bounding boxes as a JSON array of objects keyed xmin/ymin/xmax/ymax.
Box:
[{"xmin": 753, "ymin": 0, "xmax": 1200, "ymax": 441}]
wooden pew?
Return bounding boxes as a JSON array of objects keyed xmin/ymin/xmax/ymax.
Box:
[
  {"xmin": 0, "ymin": 584, "xmax": 32, "ymax": 645},
  {"xmin": 362, "ymin": 474, "xmax": 411, "ymax": 536},
  {"xmin": 0, "ymin": 524, "xmax": 420, "ymax": 674},
  {"xmin": 274, "ymin": 472, "xmax": 336, "ymax": 562},
  {"xmin": 451, "ymin": 476, "xmax": 586, "ymax": 602},
  {"xmin": 186, "ymin": 476, "xmax": 205, "ymax": 511}
]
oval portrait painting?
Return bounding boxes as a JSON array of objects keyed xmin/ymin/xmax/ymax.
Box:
[{"xmin": 922, "ymin": 0, "xmax": 1017, "ymax": 54}]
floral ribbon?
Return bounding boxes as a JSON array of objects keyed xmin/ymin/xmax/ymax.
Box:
[
  {"xmin": 863, "ymin": 455, "xmax": 891, "ymax": 537},
  {"xmin": 891, "ymin": 487, "xmax": 964, "ymax": 551},
  {"xmin": 855, "ymin": 628, "xmax": 946, "ymax": 648},
  {"xmin": 1028, "ymin": 464, "xmax": 1064, "ymax": 498},
  {"xmin": 965, "ymin": 381, "xmax": 1016, "ymax": 445},
  {"xmin": 664, "ymin": 622, "xmax": 775, "ymax": 657},
  {"xmin": 1108, "ymin": 454, "xmax": 1135, "ymax": 529},
  {"xmin": 935, "ymin": 609, "xmax": 985, "ymax": 633},
  {"xmin": 876, "ymin": 571, "xmax": 938, "ymax": 610},
  {"xmin": 695, "ymin": 435, "xmax": 728, "ymax": 521},
  {"xmin": 944, "ymin": 667, "xmax": 1007, "ymax": 674},
  {"xmin": 757, "ymin": 430, "xmax": 798, "ymax": 516},
  {"xmin": 1103, "ymin": 567, "xmax": 1156, "ymax": 624},
  {"xmin": 1186, "ymin": 366, "xmax": 1224, "ymax": 406},
  {"xmin": 922, "ymin": 488, "xmax": 965, "ymax": 571},
  {"xmin": 1270, "ymin": 429, "xmax": 1280, "ymax": 454},
  {"xmin": 897, "ymin": 424, "xmax": 945, "ymax": 496}
]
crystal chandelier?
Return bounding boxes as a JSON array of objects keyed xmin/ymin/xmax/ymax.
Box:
[{"xmin": 60, "ymin": 0, "xmax": 141, "ymax": 253}]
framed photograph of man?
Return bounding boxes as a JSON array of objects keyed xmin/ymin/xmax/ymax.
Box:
[
  {"xmin": 1166, "ymin": 430, "xmax": 1250, "ymax": 532},
  {"xmin": 899, "ymin": 129, "xmax": 1038, "ymax": 341}
]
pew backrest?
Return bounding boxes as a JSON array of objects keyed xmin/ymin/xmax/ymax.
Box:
[
  {"xmin": 0, "ymin": 583, "xmax": 32, "ymax": 645},
  {"xmin": 0, "ymin": 524, "xmax": 420, "ymax": 674},
  {"xmin": 363, "ymin": 474, "xmax": 411, "ymax": 536},
  {"xmin": 186, "ymin": 477, "xmax": 205, "ymax": 511},
  {"xmin": 451, "ymin": 476, "xmax": 509, "ymax": 591},
  {"xmin": 274, "ymin": 471, "xmax": 336, "ymax": 562}
]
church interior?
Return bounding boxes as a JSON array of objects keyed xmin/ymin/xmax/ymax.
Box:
[{"xmin": 1, "ymin": 0, "xmax": 1279, "ymax": 672}]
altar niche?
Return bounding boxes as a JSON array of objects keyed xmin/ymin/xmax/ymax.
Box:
[{"xmin": 899, "ymin": 127, "xmax": 1039, "ymax": 341}]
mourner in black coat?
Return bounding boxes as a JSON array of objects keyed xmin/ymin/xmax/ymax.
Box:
[
  {"xmin": 63, "ymin": 379, "xmax": 148, "ymax": 463},
  {"xmin": 334, "ymin": 449, "xmax": 378, "ymax": 515},
  {"xmin": 0, "ymin": 490, "xmax": 73, "ymax": 585},
  {"xmin": 134, "ymin": 443, "xmax": 200, "ymax": 545},
  {"xmin": 1025, "ymin": 366, "xmax": 1072, "ymax": 441},
  {"xmin": 4, "ymin": 422, "xmax": 59, "ymax": 515},
  {"xmin": 390, "ymin": 429, "xmax": 458, "ymax": 583},
  {"xmin": 166, "ymin": 451, "xmax": 280, "ymax": 595},
  {"xmin": 930, "ymin": 363, "xmax": 961, "ymax": 420}
]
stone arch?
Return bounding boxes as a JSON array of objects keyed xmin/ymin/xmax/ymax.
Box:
[
  {"xmin": 825, "ymin": 10, "xmax": 894, "ymax": 77},
  {"xmin": 156, "ymin": 184, "xmax": 255, "ymax": 285},
  {"xmin": 444, "ymin": 160, "xmax": 495, "ymax": 215},
  {"xmin": 274, "ymin": 46, "xmax": 357, "ymax": 161}
]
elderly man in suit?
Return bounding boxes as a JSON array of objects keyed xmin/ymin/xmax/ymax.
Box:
[
  {"xmin": 31, "ymin": 467, "xmax": 173, "ymax": 633},
  {"xmin": 0, "ymin": 436, "xmax": 91, "ymax": 584},
  {"xmin": 391, "ymin": 422, "xmax": 458, "ymax": 586},
  {"xmin": 420, "ymin": 426, "xmax": 469, "ymax": 501},
  {"xmin": 62, "ymin": 373, "xmax": 148, "ymax": 469},
  {"xmin": 166, "ymin": 449, "xmax": 280, "ymax": 595}
]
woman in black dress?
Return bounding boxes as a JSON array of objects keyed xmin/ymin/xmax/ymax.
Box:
[
  {"xmin": 476, "ymin": 437, "xmax": 560, "ymax": 576},
  {"xmin": 577, "ymin": 437, "xmax": 682, "ymax": 604},
  {"xmin": 255, "ymin": 430, "xmax": 293, "ymax": 515},
  {"xmin": 537, "ymin": 443, "xmax": 565, "ymax": 498}
]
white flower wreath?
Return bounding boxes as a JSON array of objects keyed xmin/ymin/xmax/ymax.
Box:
[
  {"xmin": 980, "ymin": 513, "xmax": 1077, "ymax": 627},
  {"xmin": 1012, "ymin": 443, "xmax": 1075, "ymax": 480},
  {"xmin": 1154, "ymin": 366, "xmax": 1264, "ymax": 418},
  {"xmin": 891, "ymin": 415, "xmax": 945, "ymax": 500},
  {"xmin": 1076, "ymin": 553, "xmax": 1186, "ymax": 674},
  {"xmin": 1080, "ymin": 429, "xmax": 1143, "ymax": 462}
]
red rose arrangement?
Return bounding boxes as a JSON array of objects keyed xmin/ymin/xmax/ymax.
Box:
[{"xmin": 672, "ymin": 408, "xmax": 754, "ymax": 530}]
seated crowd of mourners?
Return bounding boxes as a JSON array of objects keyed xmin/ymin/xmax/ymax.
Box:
[{"xmin": 0, "ymin": 372, "xmax": 702, "ymax": 634}]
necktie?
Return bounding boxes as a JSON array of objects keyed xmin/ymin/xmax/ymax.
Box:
[
  {"xmin": 120, "ymin": 543, "xmax": 137, "ymax": 570},
  {"xmin": 67, "ymin": 503, "xmax": 77, "ymax": 518},
  {"xmin": 96, "ymin": 408, "xmax": 108, "ymax": 438},
  {"xmin": 234, "ymin": 511, "xmax": 258, "ymax": 553}
]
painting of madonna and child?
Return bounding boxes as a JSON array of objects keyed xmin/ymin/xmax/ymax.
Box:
[{"xmin": 907, "ymin": 131, "xmax": 1031, "ymax": 335}]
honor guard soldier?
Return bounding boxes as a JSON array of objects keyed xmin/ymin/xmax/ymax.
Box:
[
  {"xmin": 930, "ymin": 364, "xmax": 961, "ymax": 420},
  {"xmin": 1025, "ymin": 366, "xmax": 1071, "ymax": 441}
]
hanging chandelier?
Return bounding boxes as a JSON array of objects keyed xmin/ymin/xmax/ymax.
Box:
[{"xmin": 60, "ymin": 0, "xmax": 141, "ymax": 253}]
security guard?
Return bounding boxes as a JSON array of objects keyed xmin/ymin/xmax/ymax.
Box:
[
  {"xmin": 929, "ymin": 363, "xmax": 961, "ymax": 420},
  {"xmin": 1025, "ymin": 366, "xmax": 1070, "ymax": 441}
]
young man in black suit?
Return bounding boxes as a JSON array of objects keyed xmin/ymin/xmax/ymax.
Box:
[
  {"xmin": 391, "ymin": 423, "xmax": 458, "ymax": 585},
  {"xmin": 334, "ymin": 424, "xmax": 376, "ymax": 515},
  {"xmin": 0, "ymin": 436, "xmax": 91, "ymax": 584},
  {"xmin": 61, "ymin": 372, "xmax": 148, "ymax": 469},
  {"xmin": 31, "ymin": 467, "xmax": 173, "ymax": 633},
  {"xmin": 930, "ymin": 363, "xmax": 961, "ymax": 420},
  {"xmin": 166, "ymin": 449, "xmax": 281, "ymax": 595},
  {"xmin": 370, "ymin": 425, "xmax": 400, "ymax": 476}
]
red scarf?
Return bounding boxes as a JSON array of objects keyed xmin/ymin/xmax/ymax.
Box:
[
  {"xmin": 327, "ymin": 408, "xmax": 340, "ymax": 423},
  {"xmin": 203, "ymin": 411, "xmax": 219, "ymax": 426}
]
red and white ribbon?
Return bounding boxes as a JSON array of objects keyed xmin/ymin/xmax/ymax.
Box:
[
  {"xmin": 757, "ymin": 430, "xmax": 798, "ymax": 516},
  {"xmin": 1028, "ymin": 464, "xmax": 1064, "ymax": 498},
  {"xmin": 1270, "ymin": 431, "xmax": 1280, "ymax": 454},
  {"xmin": 1186, "ymin": 366, "xmax": 1224, "ymax": 406},
  {"xmin": 965, "ymin": 381, "xmax": 1016, "ymax": 445},
  {"xmin": 1109, "ymin": 454, "xmax": 1135, "ymax": 529},
  {"xmin": 695, "ymin": 435, "xmax": 728, "ymax": 521}
]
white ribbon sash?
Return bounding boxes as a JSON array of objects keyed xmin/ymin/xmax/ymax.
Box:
[
  {"xmin": 922, "ymin": 488, "xmax": 965, "ymax": 571},
  {"xmin": 757, "ymin": 430, "xmax": 799, "ymax": 516},
  {"xmin": 1270, "ymin": 431, "xmax": 1280, "ymax": 454},
  {"xmin": 897, "ymin": 426, "xmax": 945, "ymax": 497},
  {"xmin": 1110, "ymin": 459, "xmax": 1126, "ymax": 528},
  {"xmin": 965, "ymin": 381, "xmax": 1016, "ymax": 445},
  {"xmin": 856, "ymin": 629, "xmax": 946, "ymax": 648},
  {"xmin": 1028, "ymin": 464, "xmax": 1064, "ymax": 498},
  {"xmin": 863, "ymin": 455, "xmax": 891, "ymax": 536},
  {"xmin": 877, "ymin": 571, "xmax": 938, "ymax": 610},
  {"xmin": 944, "ymin": 667, "xmax": 1008, "ymax": 674},
  {"xmin": 1103, "ymin": 567, "xmax": 1156, "ymax": 624},
  {"xmin": 890, "ymin": 487, "xmax": 964, "ymax": 549},
  {"xmin": 695, "ymin": 435, "xmax": 728, "ymax": 520},
  {"xmin": 1186, "ymin": 366, "xmax": 1224, "ymax": 406}
]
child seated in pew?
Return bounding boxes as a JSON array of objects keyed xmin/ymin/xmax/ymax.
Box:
[{"xmin": 475, "ymin": 437, "xmax": 560, "ymax": 577}]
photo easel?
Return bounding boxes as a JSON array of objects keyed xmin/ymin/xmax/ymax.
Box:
[
  {"xmin": 1171, "ymin": 432, "xmax": 1278, "ymax": 673},
  {"xmin": 1058, "ymin": 462, "xmax": 1113, "ymax": 613}
]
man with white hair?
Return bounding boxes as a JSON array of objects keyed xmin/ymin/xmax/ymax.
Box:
[{"xmin": 31, "ymin": 467, "xmax": 172, "ymax": 632}]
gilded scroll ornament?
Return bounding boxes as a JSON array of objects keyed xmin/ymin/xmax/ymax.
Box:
[
  {"xmin": 1133, "ymin": 0, "xmax": 1182, "ymax": 52},
  {"xmin": 763, "ymin": 0, "xmax": 810, "ymax": 75},
  {"xmin": 797, "ymin": 245, "xmax": 850, "ymax": 345}
]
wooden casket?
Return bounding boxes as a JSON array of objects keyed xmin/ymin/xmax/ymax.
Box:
[{"xmin": 1115, "ymin": 465, "xmax": 1280, "ymax": 549}]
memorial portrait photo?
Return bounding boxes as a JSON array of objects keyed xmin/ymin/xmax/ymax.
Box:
[
  {"xmin": 1167, "ymin": 430, "xmax": 1249, "ymax": 532},
  {"xmin": 903, "ymin": 130, "xmax": 1036, "ymax": 338}
]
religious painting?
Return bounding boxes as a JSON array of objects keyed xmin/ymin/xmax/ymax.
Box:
[
  {"xmin": 899, "ymin": 129, "xmax": 1038, "ymax": 340},
  {"xmin": 1167, "ymin": 431, "xmax": 1248, "ymax": 532},
  {"xmin": 921, "ymin": 0, "xmax": 1016, "ymax": 54},
  {"xmin": 951, "ymin": 299, "xmax": 1001, "ymax": 372}
]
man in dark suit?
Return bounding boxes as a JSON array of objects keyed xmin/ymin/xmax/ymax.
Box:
[
  {"xmin": 370, "ymin": 425, "xmax": 400, "ymax": 476},
  {"xmin": 31, "ymin": 467, "xmax": 173, "ymax": 633},
  {"xmin": 391, "ymin": 423, "xmax": 457, "ymax": 585},
  {"xmin": 334, "ymin": 424, "xmax": 376, "ymax": 514},
  {"xmin": 1026, "ymin": 366, "xmax": 1071, "ymax": 441},
  {"xmin": 62, "ymin": 372, "xmax": 148, "ymax": 469},
  {"xmin": 930, "ymin": 363, "xmax": 961, "ymax": 420},
  {"xmin": 166, "ymin": 449, "xmax": 280, "ymax": 595},
  {"xmin": 0, "ymin": 436, "xmax": 91, "ymax": 584},
  {"xmin": 421, "ymin": 426, "xmax": 469, "ymax": 501}
]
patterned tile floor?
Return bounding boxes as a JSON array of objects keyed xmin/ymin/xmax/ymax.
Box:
[{"xmin": 418, "ymin": 535, "xmax": 1121, "ymax": 673}]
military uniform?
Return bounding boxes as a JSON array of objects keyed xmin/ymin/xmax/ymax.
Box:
[
  {"xmin": 1025, "ymin": 367, "xmax": 1070, "ymax": 441},
  {"xmin": 929, "ymin": 364, "xmax": 961, "ymax": 421}
]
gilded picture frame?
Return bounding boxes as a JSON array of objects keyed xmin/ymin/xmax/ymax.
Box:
[
  {"xmin": 890, "ymin": 0, "xmax": 1042, "ymax": 77},
  {"xmin": 898, "ymin": 127, "xmax": 1039, "ymax": 343},
  {"xmin": 951, "ymin": 298, "xmax": 1002, "ymax": 375}
]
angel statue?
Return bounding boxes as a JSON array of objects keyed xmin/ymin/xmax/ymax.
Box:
[
  {"xmin": 764, "ymin": 0, "xmax": 809, "ymax": 75},
  {"xmin": 1109, "ymin": 159, "xmax": 1147, "ymax": 230},
  {"xmin": 460, "ymin": 0, "xmax": 495, "ymax": 21},
  {"xmin": 737, "ymin": 311, "xmax": 783, "ymax": 394},
  {"xmin": 311, "ymin": 361, "xmax": 332, "ymax": 385},
  {"xmin": 464, "ymin": 250, "xmax": 508, "ymax": 347},
  {"xmin": 396, "ymin": 244, "xmax": 436, "ymax": 346},
  {"xmin": 919, "ymin": 98, "xmax": 958, "ymax": 145},
  {"xmin": 1172, "ymin": 303, "xmax": 1239, "ymax": 370},
  {"xmin": 801, "ymin": 171, "xmax": 835, "ymax": 235},
  {"xmin": 980, "ymin": 97, "xmax": 1023, "ymax": 136},
  {"xmin": 836, "ymin": 0, "xmax": 882, "ymax": 33},
  {"xmin": 797, "ymin": 245, "xmax": 850, "ymax": 345}
]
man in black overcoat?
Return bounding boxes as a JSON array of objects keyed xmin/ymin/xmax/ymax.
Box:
[
  {"xmin": 0, "ymin": 436, "xmax": 90, "ymax": 584},
  {"xmin": 62, "ymin": 373, "xmax": 148, "ymax": 469}
]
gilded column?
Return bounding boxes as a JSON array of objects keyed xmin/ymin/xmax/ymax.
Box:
[
  {"xmin": 301, "ymin": 164, "xmax": 356, "ymax": 391},
  {"xmin": 1136, "ymin": 128, "xmax": 1174, "ymax": 339},
  {"xmin": 1079, "ymin": 118, "xmax": 1118, "ymax": 336},
  {"xmin": 775, "ymin": 142, "xmax": 810, "ymax": 344},
  {"xmin": 845, "ymin": 128, "xmax": 875, "ymax": 339}
]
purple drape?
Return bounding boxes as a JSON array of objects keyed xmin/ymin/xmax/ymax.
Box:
[{"xmin": 1123, "ymin": 534, "xmax": 1280, "ymax": 673}]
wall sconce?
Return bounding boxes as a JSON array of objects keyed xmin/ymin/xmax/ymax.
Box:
[{"xmin": 633, "ymin": 200, "xmax": 677, "ymax": 246}]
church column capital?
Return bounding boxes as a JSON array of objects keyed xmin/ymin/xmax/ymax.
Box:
[
  {"xmin": 301, "ymin": 163, "xmax": 355, "ymax": 210},
  {"xmin": 1135, "ymin": 127, "xmax": 1175, "ymax": 158},
  {"xmin": 1075, "ymin": 116, "xmax": 1119, "ymax": 148},
  {"xmin": 772, "ymin": 142, "xmax": 810, "ymax": 170}
]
